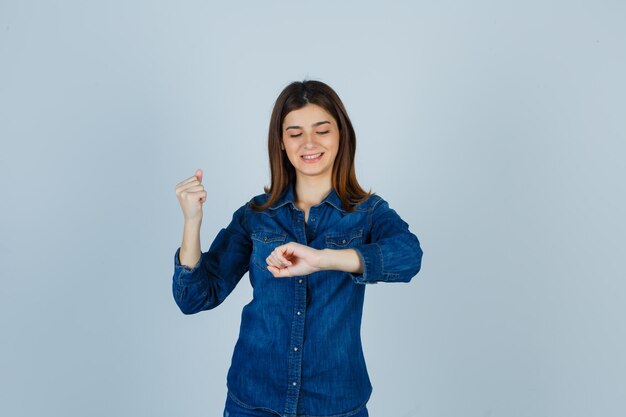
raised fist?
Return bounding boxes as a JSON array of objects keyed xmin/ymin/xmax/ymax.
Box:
[{"xmin": 175, "ymin": 168, "xmax": 206, "ymax": 223}]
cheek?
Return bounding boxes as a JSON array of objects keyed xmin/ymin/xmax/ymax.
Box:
[
  {"xmin": 282, "ymin": 143, "xmax": 296, "ymax": 158},
  {"xmin": 287, "ymin": 149, "xmax": 299, "ymax": 161},
  {"xmin": 326, "ymin": 137, "xmax": 340, "ymax": 155},
  {"xmin": 285, "ymin": 150, "xmax": 302, "ymax": 166}
]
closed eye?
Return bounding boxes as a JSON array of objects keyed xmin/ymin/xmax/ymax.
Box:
[{"xmin": 289, "ymin": 131, "xmax": 330, "ymax": 138}]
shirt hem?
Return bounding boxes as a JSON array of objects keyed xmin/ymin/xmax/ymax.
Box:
[{"xmin": 227, "ymin": 385, "xmax": 372, "ymax": 417}]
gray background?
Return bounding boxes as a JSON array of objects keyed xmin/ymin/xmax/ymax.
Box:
[{"xmin": 1, "ymin": 1, "xmax": 624, "ymax": 416}]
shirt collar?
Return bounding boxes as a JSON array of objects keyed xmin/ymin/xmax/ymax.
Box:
[{"xmin": 268, "ymin": 182, "xmax": 346, "ymax": 213}]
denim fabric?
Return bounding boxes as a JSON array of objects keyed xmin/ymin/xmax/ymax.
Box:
[
  {"xmin": 172, "ymin": 183, "xmax": 423, "ymax": 417},
  {"xmin": 224, "ymin": 390, "xmax": 369, "ymax": 417}
]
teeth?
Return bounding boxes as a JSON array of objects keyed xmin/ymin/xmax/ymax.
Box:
[{"xmin": 302, "ymin": 153, "xmax": 322, "ymax": 159}]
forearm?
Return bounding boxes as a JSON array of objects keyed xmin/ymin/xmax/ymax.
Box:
[
  {"xmin": 319, "ymin": 248, "xmax": 364, "ymax": 274},
  {"xmin": 179, "ymin": 219, "xmax": 202, "ymax": 269}
]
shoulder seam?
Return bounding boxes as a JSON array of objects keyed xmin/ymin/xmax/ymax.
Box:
[
  {"xmin": 241, "ymin": 199, "xmax": 252, "ymax": 236},
  {"xmin": 369, "ymin": 196, "xmax": 388, "ymax": 229}
]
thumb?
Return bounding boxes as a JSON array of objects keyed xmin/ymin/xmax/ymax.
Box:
[{"xmin": 195, "ymin": 168, "xmax": 203, "ymax": 183}]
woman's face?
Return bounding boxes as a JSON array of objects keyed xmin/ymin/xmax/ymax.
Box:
[{"xmin": 281, "ymin": 103, "xmax": 340, "ymax": 182}]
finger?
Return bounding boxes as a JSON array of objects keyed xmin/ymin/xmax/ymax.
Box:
[
  {"xmin": 268, "ymin": 253, "xmax": 285, "ymax": 268},
  {"xmin": 267, "ymin": 265, "xmax": 290, "ymax": 278},
  {"xmin": 180, "ymin": 190, "xmax": 206, "ymax": 203},
  {"xmin": 266, "ymin": 255, "xmax": 288, "ymax": 276},
  {"xmin": 176, "ymin": 175, "xmax": 201, "ymax": 188},
  {"xmin": 196, "ymin": 168, "xmax": 203, "ymax": 183},
  {"xmin": 180, "ymin": 184, "xmax": 204, "ymax": 193},
  {"xmin": 282, "ymin": 246, "xmax": 296, "ymax": 257},
  {"xmin": 175, "ymin": 181, "xmax": 200, "ymax": 195},
  {"xmin": 276, "ymin": 247, "xmax": 293, "ymax": 266},
  {"xmin": 176, "ymin": 182, "xmax": 203, "ymax": 197},
  {"xmin": 270, "ymin": 251, "xmax": 291, "ymax": 268}
]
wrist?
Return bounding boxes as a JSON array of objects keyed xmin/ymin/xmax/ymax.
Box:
[
  {"xmin": 318, "ymin": 248, "xmax": 334, "ymax": 271},
  {"xmin": 184, "ymin": 218, "xmax": 202, "ymax": 230}
]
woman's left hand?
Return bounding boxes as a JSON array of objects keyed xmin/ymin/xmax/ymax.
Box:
[{"xmin": 266, "ymin": 242, "xmax": 324, "ymax": 278}]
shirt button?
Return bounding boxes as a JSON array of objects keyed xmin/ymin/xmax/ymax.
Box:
[
  {"xmin": 298, "ymin": 279, "xmax": 303, "ymax": 283},
  {"xmin": 292, "ymin": 381, "xmax": 297, "ymax": 386},
  {"xmin": 263, "ymin": 237, "xmax": 268, "ymax": 242},
  {"xmin": 297, "ymin": 311, "xmax": 301, "ymax": 315},
  {"xmin": 342, "ymin": 239, "xmax": 346, "ymax": 244},
  {"xmin": 311, "ymin": 218, "xmax": 315, "ymax": 222},
  {"xmin": 294, "ymin": 347, "xmax": 298, "ymax": 351}
]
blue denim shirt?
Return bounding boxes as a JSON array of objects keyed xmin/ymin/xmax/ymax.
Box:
[{"xmin": 172, "ymin": 183, "xmax": 423, "ymax": 417}]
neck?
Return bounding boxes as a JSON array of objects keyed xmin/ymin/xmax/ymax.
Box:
[{"xmin": 294, "ymin": 175, "xmax": 332, "ymax": 206}]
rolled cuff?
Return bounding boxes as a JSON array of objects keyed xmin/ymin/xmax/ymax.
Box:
[
  {"xmin": 173, "ymin": 247, "xmax": 204, "ymax": 283},
  {"xmin": 349, "ymin": 243, "xmax": 382, "ymax": 285}
]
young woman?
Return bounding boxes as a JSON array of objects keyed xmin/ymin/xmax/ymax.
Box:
[{"xmin": 173, "ymin": 80, "xmax": 423, "ymax": 417}]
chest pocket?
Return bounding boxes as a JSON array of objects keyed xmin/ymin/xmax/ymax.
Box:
[
  {"xmin": 324, "ymin": 228, "xmax": 364, "ymax": 249},
  {"xmin": 251, "ymin": 230, "xmax": 288, "ymax": 273}
]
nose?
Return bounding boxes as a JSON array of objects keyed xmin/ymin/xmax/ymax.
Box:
[{"xmin": 303, "ymin": 131, "xmax": 318, "ymax": 149}]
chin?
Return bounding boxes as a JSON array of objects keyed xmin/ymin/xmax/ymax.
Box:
[{"xmin": 297, "ymin": 166, "xmax": 331, "ymax": 177}]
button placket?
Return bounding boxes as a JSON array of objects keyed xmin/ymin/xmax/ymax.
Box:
[{"xmin": 284, "ymin": 210, "xmax": 307, "ymax": 415}]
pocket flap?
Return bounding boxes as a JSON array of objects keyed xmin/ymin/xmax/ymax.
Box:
[
  {"xmin": 325, "ymin": 228, "xmax": 363, "ymax": 247},
  {"xmin": 251, "ymin": 230, "xmax": 287, "ymax": 243}
]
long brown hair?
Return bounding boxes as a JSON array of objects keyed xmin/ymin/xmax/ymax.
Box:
[{"xmin": 250, "ymin": 79, "xmax": 374, "ymax": 213}]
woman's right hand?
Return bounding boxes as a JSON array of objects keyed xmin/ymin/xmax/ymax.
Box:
[{"xmin": 175, "ymin": 168, "xmax": 207, "ymax": 223}]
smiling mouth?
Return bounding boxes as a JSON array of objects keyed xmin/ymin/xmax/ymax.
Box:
[{"xmin": 301, "ymin": 152, "xmax": 324, "ymax": 162}]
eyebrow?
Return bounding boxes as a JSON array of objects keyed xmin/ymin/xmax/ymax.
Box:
[{"xmin": 285, "ymin": 120, "xmax": 331, "ymax": 131}]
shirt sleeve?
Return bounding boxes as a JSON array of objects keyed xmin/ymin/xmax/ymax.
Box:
[
  {"xmin": 172, "ymin": 202, "xmax": 251, "ymax": 314},
  {"xmin": 349, "ymin": 197, "xmax": 423, "ymax": 285}
]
